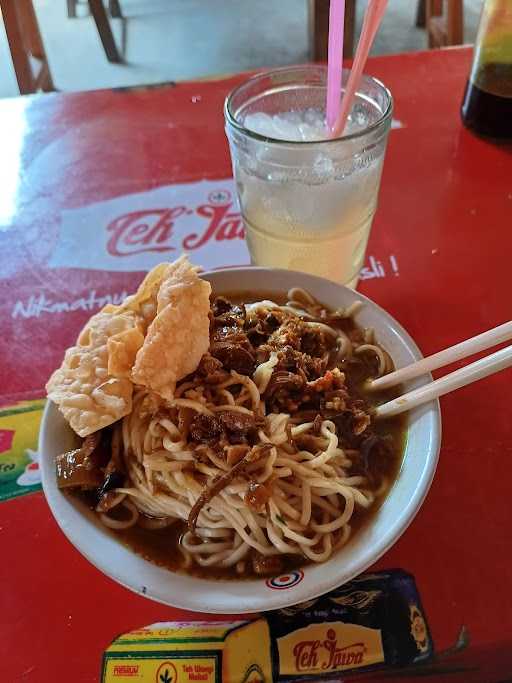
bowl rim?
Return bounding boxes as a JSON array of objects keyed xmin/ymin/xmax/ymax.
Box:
[{"xmin": 40, "ymin": 266, "xmax": 441, "ymax": 613}]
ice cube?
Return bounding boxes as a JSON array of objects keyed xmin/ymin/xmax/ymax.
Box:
[
  {"xmin": 271, "ymin": 115, "xmax": 303, "ymax": 141},
  {"xmin": 304, "ymin": 108, "xmax": 325, "ymax": 127},
  {"xmin": 313, "ymin": 154, "xmax": 335, "ymax": 178},
  {"xmin": 244, "ymin": 108, "xmax": 329, "ymax": 142},
  {"xmin": 244, "ymin": 113, "xmax": 277, "ymax": 138}
]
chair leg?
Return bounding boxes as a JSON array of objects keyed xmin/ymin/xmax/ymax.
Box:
[
  {"xmin": 67, "ymin": 0, "xmax": 77, "ymax": 18},
  {"xmin": 416, "ymin": 0, "xmax": 426, "ymax": 28},
  {"xmin": 426, "ymin": 0, "xmax": 443, "ymax": 17},
  {"xmin": 447, "ymin": 0, "xmax": 463, "ymax": 45},
  {"xmin": 308, "ymin": 0, "xmax": 357, "ymax": 61},
  {"xmin": 35, "ymin": 62, "xmax": 55, "ymax": 91},
  {"xmin": 18, "ymin": 0, "xmax": 47, "ymax": 59},
  {"xmin": 426, "ymin": 0, "xmax": 443, "ymax": 48},
  {"xmin": 344, "ymin": 0, "xmax": 356, "ymax": 58},
  {"xmin": 308, "ymin": 0, "xmax": 328, "ymax": 61},
  {"xmin": 0, "ymin": 0, "xmax": 35, "ymax": 93},
  {"xmin": 1, "ymin": 0, "xmax": 54, "ymax": 94},
  {"xmin": 88, "ymin": 0, "xmax": 122, "ymax": 62},
  {"xmin": 108, "ymin": 0, "xmax": 122, "ymax": 19}
]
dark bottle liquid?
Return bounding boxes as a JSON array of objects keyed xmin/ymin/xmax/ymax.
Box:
[
  {"xmin": 462, "ymin": 63, "xmax": 512, "ymax": 139},
  {"xmin": 461, "ymin": 1, "xmax": 512, "ymax": 140}
]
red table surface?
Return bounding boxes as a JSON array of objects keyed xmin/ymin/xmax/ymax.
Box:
[{"xmin": 1, "ymin": 47, "xmax": 512, "ymax": 682}]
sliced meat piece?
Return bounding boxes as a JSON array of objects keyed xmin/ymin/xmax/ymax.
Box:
[
  {"xmin": 265, "ymin": 371, "xmax": 305, "ymax": 399},
  {"xmin": 246, "ymin": 322, "xmax": 269, "ymax": 347},
  {"xmin": 55, "ymin": 433, "xmax": 104, "ymax": 489},
  {"xmin": 189, "ymin": 414, "xmax": 223, "ymax": 443},
  {"xmin": 212, "ymin": 298, "xmax": 247, "ymax": 328},
  {"xmin": 210, "ymin": 342, "xmax": 255, "ymax": 375},
  {"xmin": 197, "ymin": 354, "xmax": 223, "ymax": 376},
  {"xmin": 218, "ymin": 410, "xmax": 257, "ymax": 437}
]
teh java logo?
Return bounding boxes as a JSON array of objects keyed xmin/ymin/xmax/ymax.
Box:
[
  {"xmin": 293, "ymin": 628, "xmax": 366, "ymax": 672},
  {"xmin": 105, "ymin": 190, "xmax": 244, "ymax": 257}
]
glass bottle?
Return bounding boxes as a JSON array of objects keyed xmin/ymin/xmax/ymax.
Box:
[{"xmin": 461, "ymin": 0, "xmax": 512, "ymax": 139}]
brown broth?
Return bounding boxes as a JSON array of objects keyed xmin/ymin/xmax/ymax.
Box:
[{"xmin": 72, "ymin": 290, "xmax": 407, "ymax": 580}]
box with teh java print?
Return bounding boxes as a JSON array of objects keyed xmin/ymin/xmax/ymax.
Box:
[
  {"xmin": 102, "ymin": 619, "xmax": 273, "ymax": 683},
  {"xmin": 268, "ymin": 569, "xmax": 433, "ymax": 680},
  {"xmin": 102, "ymin": 570, "xmax": 433, "ymax": 682}
]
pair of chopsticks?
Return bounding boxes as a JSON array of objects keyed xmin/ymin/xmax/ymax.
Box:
[{"xmin": 369, "ymin": 321, "xmax": 512, "ymax": 418}]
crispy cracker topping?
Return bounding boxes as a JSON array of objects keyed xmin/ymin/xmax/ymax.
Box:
[
  {"xmin": 46, "ymin": 255, "xmax": 211, "ymax": 435},
  {"xmin": 132, "ymin": 256, "xmax": 211, "ymax": 400}
]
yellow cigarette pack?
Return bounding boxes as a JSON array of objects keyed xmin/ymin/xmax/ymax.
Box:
[{"xmin": 102, "ymin": 619, "xmax": 272, "ymax": 683}]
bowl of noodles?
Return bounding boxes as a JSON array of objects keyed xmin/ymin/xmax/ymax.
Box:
[{"xmin": 40, "ymin": 257, "xmax": 441, "ymax": 613}]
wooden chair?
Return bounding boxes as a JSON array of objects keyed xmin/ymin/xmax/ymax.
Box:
[
  {"xmin": 66, "ymin": 0, "xmax": 123, "ymax": 63},
  {"xmin": 67, "ymin": 0, "xmax": 122, "ymax": 19},
  {"xmin": 0, "ymin": 0, "xmax": 54, "ymax": 94},
  {"xmin": 309, "ymin": 0, "xmax": 357, "ymax": 61},
  {"xmin": 417, "ymin": 0, "xmax": 464, "ymax": 48}
]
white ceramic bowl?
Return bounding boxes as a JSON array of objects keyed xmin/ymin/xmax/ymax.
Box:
[{"xmin": 40, "ymin": 268, "xmax": 441, "ymax": 613}]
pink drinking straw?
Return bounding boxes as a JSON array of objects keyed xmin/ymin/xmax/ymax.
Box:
[
  {"xmin": 326, "ymin": 0, "xmax": 346, "ymax": 133},
  {"xmin": 332, "ymin": 0, "xmax": 388, "ymax": 138}
]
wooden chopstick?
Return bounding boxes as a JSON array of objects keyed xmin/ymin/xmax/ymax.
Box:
[
  {"xmin": 374, "ymin": 344, "xmax": 512, "ymax": 419},
  {"xmin": 367, "ymin": 320, "xmax": 512, "ymax": 392}
]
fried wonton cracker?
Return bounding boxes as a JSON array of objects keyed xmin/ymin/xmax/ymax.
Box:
[
  {"xmin": 131, "ymin": 255, "xmax": 211, "ymax": 400},
  {"xmin": 46, "ymin": 310, "xmax": 143, "ymax": 437},
  {"xmin": 47, "ymin": 255, "xmax": 211, "ymax": 435},
  {"xmin": 115, "ymin": 262, "xmax": 169, "ymax": 324}
]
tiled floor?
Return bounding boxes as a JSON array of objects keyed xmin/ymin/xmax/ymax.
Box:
[{"xmin": 1, "ymin": 0, "xmax": 482, "ymax": 98}]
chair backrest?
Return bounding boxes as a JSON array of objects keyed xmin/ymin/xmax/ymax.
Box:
[{"xmin": 426, "ymin": 0, "xmax": 464, "ymax": 48}]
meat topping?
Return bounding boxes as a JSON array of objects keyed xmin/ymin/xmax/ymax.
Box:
[
  {"xmin": 189, "ymin": 414, "xmax": 223, "ymax": 443},
  {"xmin": 210, "ymin": 342, "xmax": 255, "ymax": 375},
  {"xmin": 56, "ymin": 433, "xmax": 105, "ymax": 489}
]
